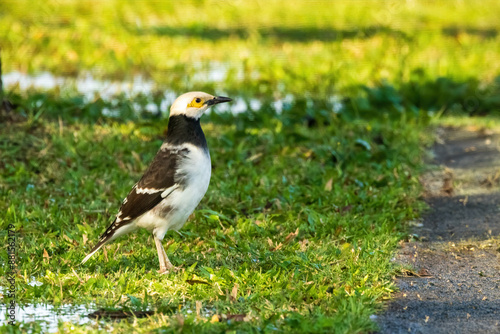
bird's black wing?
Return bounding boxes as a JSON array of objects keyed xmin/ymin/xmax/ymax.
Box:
[
  {"xmin": 81, "ymin": 146, "xmax": 190, "ymax": 264},
  {"xmin": 99, "ymin": 146, "xmax": 190, "ymax": 240}
]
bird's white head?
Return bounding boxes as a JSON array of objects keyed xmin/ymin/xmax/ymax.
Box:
[{"xmin": 169, "ymin": 91, "xmax": 232, "ymax": 119}]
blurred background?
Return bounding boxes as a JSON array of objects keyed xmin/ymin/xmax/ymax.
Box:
[{"xmin": 2, "ymin": 0, "xmax": 500, "ymax": 119}]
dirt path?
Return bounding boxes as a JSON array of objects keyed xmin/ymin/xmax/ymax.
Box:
[{"xmin": 377, "ymin": 126, "xmax": 500, "ymax": 334}]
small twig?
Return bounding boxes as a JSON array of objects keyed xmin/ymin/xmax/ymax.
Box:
[
  {"xmin": 72, "ymin": 268, "xmax": 84, "ymax": 284},
  {"xmin": 113, "ymin": 244, "xmax": 121, "ymax": 257}
]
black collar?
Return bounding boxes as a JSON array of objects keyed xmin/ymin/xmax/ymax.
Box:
[{"xmin": 166, "ymin": 115, "xmax": 208, "ymax": 148}]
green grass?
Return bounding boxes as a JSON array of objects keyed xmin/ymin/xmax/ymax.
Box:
[
  {"xmin": 1, "ymin": 0, "xmax": 500, "ymax": 99},
  {"xmin": 1, "ymin": 0, "xmax": 499, "ymax": 333},
  {"xmin": 1, "ymin": 103, "xmax": 429, "ymax": 333}
]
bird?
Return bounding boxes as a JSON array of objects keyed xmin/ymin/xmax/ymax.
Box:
[{"xmin": 81, "ymin": 91, "xmax": 232, "ymax": 273}]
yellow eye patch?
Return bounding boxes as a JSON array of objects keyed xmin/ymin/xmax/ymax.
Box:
[{"xmin": 187, "ymin": 97, "xmax": 204, "ymax": 108}]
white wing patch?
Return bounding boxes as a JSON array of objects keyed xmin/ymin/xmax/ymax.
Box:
[
  {"xmin": 160, "ymin": 142, "xmax": 197, "ymax": 153},
  {"xmin": 136, "ymin": 187, "xmax": 166, "ymax": 194},
  {"xmin": 115, "ymin": 210, "xmax": 132, "ymax": 222},
  {"xmin": 161, "ymin": 184, "xmax": 180, "ymax": 198}
]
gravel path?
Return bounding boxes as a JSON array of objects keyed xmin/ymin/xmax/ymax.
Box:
[{"xmin": 376, "ymin": 126, "xmax": 500, "ymax": 334}]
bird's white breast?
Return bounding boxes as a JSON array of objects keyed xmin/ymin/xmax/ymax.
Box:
[{"xmin": 135, "ymin": 144, "xmax": 211, "ymax": 239}]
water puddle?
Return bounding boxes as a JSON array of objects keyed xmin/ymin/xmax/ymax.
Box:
[
  {"xmin": 3, "ymin": 71, "xmax": 255, "ymax": 115},
  {"xmin": 3, "ymin": 71, "xmax": 159, "ymax": 103},
  {"xmin": 1, "ymin": 303, "xmax": 98, "ymax": 333},
  {"xmin": 0, "ymin": 301, "xmax": 219, "ymax": 332},
  {"xmin": 3, "ymin": 71, "xmax": 344, "ymax": 117},
  {"xmin": 191, "ymin": 61, "xmax": 245, "ymax": 83},
  {"xmin": 0, "ymin": 275, "xmax": 211, "ymax": 331},
  {"xmin": 27, "ymin": 276, "xmax": 43, "ymax": 287}
]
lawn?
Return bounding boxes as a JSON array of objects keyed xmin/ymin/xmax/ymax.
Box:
[{"xmin": 1, "ymin": 1, "xmax": 499, "ymax": 333}]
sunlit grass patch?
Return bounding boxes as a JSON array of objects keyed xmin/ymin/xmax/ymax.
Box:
[{"xmin": 2, "ymin": 0, "xmax": 500, "ymax": 97}]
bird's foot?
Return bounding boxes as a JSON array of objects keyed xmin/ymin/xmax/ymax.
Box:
[{"xmin": 157, "ymin": 265, "xmax": 180, "ymax": 274}]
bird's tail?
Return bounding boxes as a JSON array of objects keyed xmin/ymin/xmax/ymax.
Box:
[
  {"xmin": 81, "ymin": 221, "xmax": 118, "ymax": 265},
  {"xmin": 81, "ymin": 238, "xmax": 108, "ymax": 265},
  {"xmin": 81, "ymin": 217, "xmax": 137, "ymax": 265}
]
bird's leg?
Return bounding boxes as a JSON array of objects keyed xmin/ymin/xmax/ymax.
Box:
[{"xmin": 154, "ymin": 236, "xmax": 175, "ymax": 274}]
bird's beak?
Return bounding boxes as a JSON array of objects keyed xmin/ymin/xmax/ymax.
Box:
[{"xmin": 205, "ymin": 96, "xmax": 232, "ymax": 106}]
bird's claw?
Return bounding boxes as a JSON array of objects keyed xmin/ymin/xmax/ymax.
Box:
[{"xmin": 157, "ymin": 266, "xmax": 180, "ymax": 274}]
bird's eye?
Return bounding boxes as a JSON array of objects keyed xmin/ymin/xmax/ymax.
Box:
[{"xmin": 188, "ymin": 97, "xmax": 204, "ymax": 108}]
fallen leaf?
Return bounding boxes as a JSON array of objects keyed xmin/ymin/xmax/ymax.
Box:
[
  {"xmin": 464, "ymin": 146, "xmax": 476, "ymax": 152},
  {"xmin": 267, "ymin": 238, "xmax": 273, "ymax": 248},
  {"xmin": 247, "ymin": 153, "xmax": 263, "ymax": 162},
  {"xmin": 186, "ymin": 279, "xmax": 210, "ymax": 286},
  {"xmin": 222, "ymin": 314, "xmax": 248, "ymax": 322},
  {"xmin": 284, "ymin": 228, "xmax": 299, "ymax": 244},
  {"xmin": 72, "ymin": 268, "xmax": 83, "ymax": 284},
  {"xmin": 82, "ymin": 234, "xmax": 88, "ymax": 245},
  {"xmin": 211, "ymin": 314, "xmax": 220, "ymax": 323},
  {"xmin": 298, "ymin": 239, "xmax": 309, "ymax": 251},
  {"xmin": 270, "ymin": 243, "xmax": 283, "ymax": 252},
  {"xmin": 303, "ymin": 150, "xmax": 314, "ymax": 158},
  {"xmin": 324, "ymin": 178, "xmax": 333, "ymax": 191},
  {"xmin": 230, "ymin": 283, "xmax": 239, "ymax": 301},
  {"xmin": 103, "ymin": 246, "xmax": 109, "ymax": 262},
  {"xmin": 442, "ymin": 169, "xmax": 454, "ymax": 195},
  {"xmin": 176, "ymin": 313, "xmax": 184, "ymax": 326},
  {"xmin": 407, "ymin": 220, "xmax": 424, "ymax": 227},
  {"xmin": 63, "ymin": 234, "xmax": 79, "ymax": 246},
  {"xmin": 117, "ymin": 160, "xmax": 126, "ymax": 170},
  {"xmin": 417, "ymin": 268, "xmax": 433, "ymax": 277},
  {"xmin": 397, "ymin": 268, "xmax": 433, "ymax": 278},
  {"xmin": 131, "ymin": 151, "xmax": 142, "ymax": 163},
  {"xmin": 43, "ymin": 248, "xmax": 50, "ymax": 263},
  {"xmin": 196, "ymin": 301, "xmax": 202, "ymax": 317},
  {"xmin": 214, "ymin": 282, "xmax": 224, "ymax": 295},
  {"xmin": 113, "ymin": 244, "xmax": 121, "ymax": 257}
]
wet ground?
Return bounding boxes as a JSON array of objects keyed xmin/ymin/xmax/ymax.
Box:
[
  {"xmin": 1, "ymin": 71, "xmax": 316, "ymax": 116},
  {"xmin": 377, "ymin": 126, "xmax": 500, "ymax": 333}
]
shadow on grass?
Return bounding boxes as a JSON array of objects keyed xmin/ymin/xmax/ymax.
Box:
[
  {"xmin": 128, "ymin": 24, "xmax": 411, "ymax": 42},
  {"xmin": 341, "ymin": 75, "xmax": 500, "ymax": 119},
  {"xmin": 129, "ymin": 24, "xmax": 499, "ymax": 42},
  {"xmin": 442, "ymin": 26, "xmax": 498, "ymax": 39}
]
